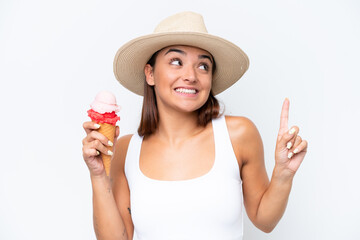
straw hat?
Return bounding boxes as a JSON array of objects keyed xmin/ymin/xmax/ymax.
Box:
[{"xmin": 113, "ymin": 11, "xmax": 249, "ymax": 96}]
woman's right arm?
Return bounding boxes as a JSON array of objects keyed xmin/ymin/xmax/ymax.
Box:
[
  {"xmin": 82, "ymin": 121, "xmax": 129, "ymax": 240},
  {"xmin": 91, "ymin": 174, "xmax": 128, "ymax": 240}
]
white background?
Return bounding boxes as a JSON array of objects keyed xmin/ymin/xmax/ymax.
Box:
[{"xmin": 1, "ymin": 0, "xmax": 359, "ymax": 239}]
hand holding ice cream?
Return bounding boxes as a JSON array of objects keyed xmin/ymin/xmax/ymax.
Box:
[{"xmin": 83, "ymin": 91, "xmax": 121, "ymax": 176}]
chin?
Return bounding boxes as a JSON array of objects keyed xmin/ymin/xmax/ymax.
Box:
[{"xmin": 175, "ymin": 102, "xmax": 206, "ymax": 113}]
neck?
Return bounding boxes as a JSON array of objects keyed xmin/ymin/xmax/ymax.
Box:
[{"xmin": 154, "ymin": 107, "xmax": 204, "ymax": 146}]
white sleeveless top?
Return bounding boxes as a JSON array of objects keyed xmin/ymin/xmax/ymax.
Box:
[{"xmin": 124, "ymin": 115, "xmax": 244, "ymax": 240}]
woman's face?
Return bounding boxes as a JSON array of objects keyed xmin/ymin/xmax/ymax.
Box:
[{"xmin": 144, "ymin": 45, "xmax": 214, "ymax": 114}]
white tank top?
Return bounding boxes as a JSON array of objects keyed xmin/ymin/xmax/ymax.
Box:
[{"xmin": 124, "ymin": 115, "xmax": 244, "ymax": 240}]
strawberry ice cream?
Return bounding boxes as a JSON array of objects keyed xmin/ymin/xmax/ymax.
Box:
[{"xmin": 87, "ymin": 90, "xmax": 121, "ymax": 125}]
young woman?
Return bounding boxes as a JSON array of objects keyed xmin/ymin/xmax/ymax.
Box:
[{"xmin": 82, "ymin": 12, "xmax": 308, "ymax": 240}]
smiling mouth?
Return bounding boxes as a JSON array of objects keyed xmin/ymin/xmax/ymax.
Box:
[{"xmin": 174, "ymin": 88, "xmax": 198, "ymax": 94}]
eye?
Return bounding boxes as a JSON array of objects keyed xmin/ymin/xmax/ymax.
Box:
[
  {"xmin": 170, "ymin": 58, "xmax": 182, "ymax": 66},
  {"xmin": 199, "ymin": 63, "xmax": 209, "ymax": 71}
]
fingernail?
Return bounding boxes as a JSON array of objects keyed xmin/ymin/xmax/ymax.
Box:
[
  {"xmin": 289, "ymin": 128, "xmax": 296, "ymax": 134},
  {"xmin": 94, "ymin": 124, "xmax": 101, "ymax": 129},
  {"xmin": 288, "ymin": 152, "xmax": 294, "ymax": 159},
  {"xmin": 107, "ymin": 150, "xmax": 113, "ymax": 156},
  {"xmin": 286, "ymin": 142, "xmax": 292, "ymax": 149},
  {"xmin": 293, "ymin": 148, "xmax": 299, "ymax": 154},
  {"xmin": 96, "ymin": 150, "xmax": 100, "ymax": 155},
  {"xmin": 108, "ymin": 140, "xmax": 113, "ymax": 147}
]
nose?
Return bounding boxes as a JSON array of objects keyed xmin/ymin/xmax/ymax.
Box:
[{"xmin": 183, "ymin": 65, "xmax": 197, "ymax": 83}]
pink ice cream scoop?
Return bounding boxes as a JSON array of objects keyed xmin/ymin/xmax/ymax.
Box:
[
  {"xmin": 90, "ymin": 90, "xmax": 121, "ymax": 114},
  {"xmin": 87, "ymin": 91, "xmax": 121, "ymax": 126}
]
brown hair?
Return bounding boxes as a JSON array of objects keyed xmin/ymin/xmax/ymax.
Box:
[{"xmin": 138, "ymin": 49, "xmax": 221, "ymax": 138}]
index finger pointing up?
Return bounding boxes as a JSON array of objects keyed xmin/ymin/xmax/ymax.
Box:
[{"xmin": 279, "ymin": 98, "xmax": 290, "ymax": 136}]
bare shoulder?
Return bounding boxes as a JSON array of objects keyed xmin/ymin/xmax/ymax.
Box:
[
  {"xmin": 224, "ymin": 115, "xmax": 263, "ymax": 165},
  {"xmin": 111, "ymin": 134, "xmax": 133, "ymax": 168},
  {"xmin": 224, "ymin": 115, "xmax": 257, "ymax": 134},
  {"xmin": 224, "ymin": 115, "xmax": 261, "ymax": 145},
  {"xmin": 115, "ymin": 134, "xmax": 134, "ymax": 156}
]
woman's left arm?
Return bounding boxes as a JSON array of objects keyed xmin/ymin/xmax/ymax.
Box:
[
  {"xmin": 257, "ymin": 98, "xmax": 308, "ymax": 232},
  {"xmin": 229, "ymin": 98, "xmax": 308, "ymax": 233}
]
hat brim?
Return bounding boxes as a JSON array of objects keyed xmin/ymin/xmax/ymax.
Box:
[{"xmin": 113, "ymin": 32, "xmax": 249, "ymax": 96}]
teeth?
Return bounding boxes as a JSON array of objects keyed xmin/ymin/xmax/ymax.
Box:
[{"xmin": 175, "ymin": 88, "xmax": 196, "ymax": 94}]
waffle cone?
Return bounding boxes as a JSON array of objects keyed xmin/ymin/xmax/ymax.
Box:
[{"xmin": 96, "ymin": 122, "xmax": 116, "ymax": 176}]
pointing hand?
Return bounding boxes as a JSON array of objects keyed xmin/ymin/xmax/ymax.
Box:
[{"xmin": 275, "ymin": 98, "xmax": 308, "ymax": 176}]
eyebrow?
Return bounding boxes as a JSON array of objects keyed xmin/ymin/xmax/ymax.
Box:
[
  {"xmin": 199, "ymin": 54, "xmax": 213, "ymax": 64},
  {"xmin": 165, "ymin": 48, "xmax": 185, "ymax": 55},
  {"xmin": 164, "ymin": 48, "xmax": 213, "ymax": 64}
]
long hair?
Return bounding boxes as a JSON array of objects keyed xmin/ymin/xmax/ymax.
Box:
[{"xmin": 138, "ymin": 49, "xmax": 221, "ymax": 138}]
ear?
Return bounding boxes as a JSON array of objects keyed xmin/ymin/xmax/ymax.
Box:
[{"xmin": 144, "ymin": 64, "xmax": 155, "ymax": 86}]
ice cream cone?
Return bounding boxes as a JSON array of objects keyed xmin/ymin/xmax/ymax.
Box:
[
  {"xmin": 97, "ymin": 122, "xmax": 116, "ymax": 176},
  {"xmin": 87, "ymin": 91, "xmax": 120, "ymax": 176}
]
